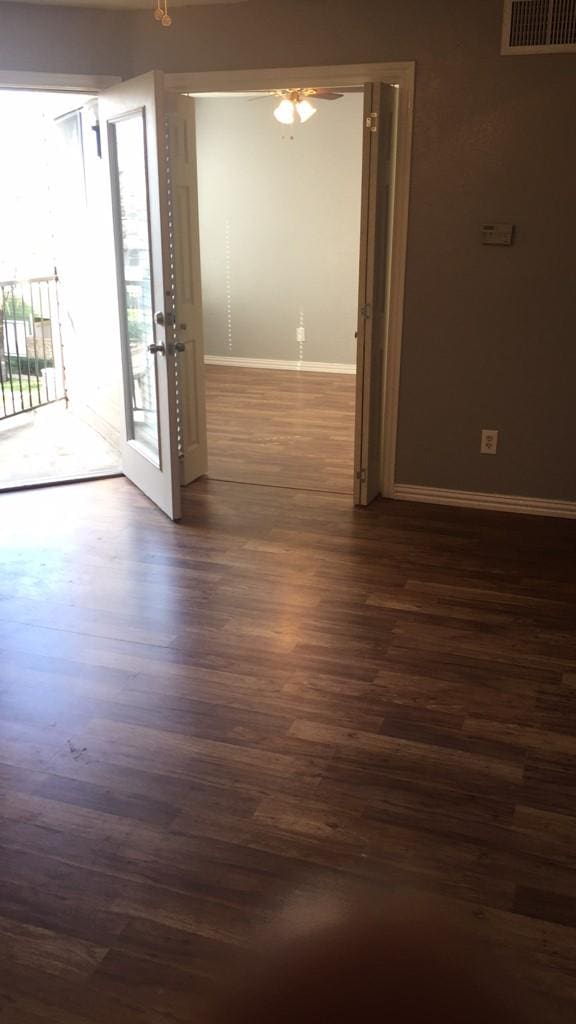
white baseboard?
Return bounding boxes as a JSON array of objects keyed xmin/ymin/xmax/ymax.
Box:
[
  {"xmin": 392, "ymin": 484, "xmax": 576, "ymax": 520},
  {"xmin": 205, "ymin": 355, "xmax": 356, "ymax": 375}
]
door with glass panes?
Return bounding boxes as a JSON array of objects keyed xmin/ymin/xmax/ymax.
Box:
[{"xmin": 99, "ymin": 70, "xmax": 207, "ymax": 520}]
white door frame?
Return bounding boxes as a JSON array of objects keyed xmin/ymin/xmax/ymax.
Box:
[
  {"xmin": 0, "ymin": 71, "xmax": 121, "ymax": 92},
  {"xmin": 165, "ymin": 62, "xmax": 414, "ymax": 498}
]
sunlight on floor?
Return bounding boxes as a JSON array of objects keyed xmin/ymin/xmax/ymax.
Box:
[{"xmin": 0, "ymin": 403, "xmax": 121, "ymax": 490}]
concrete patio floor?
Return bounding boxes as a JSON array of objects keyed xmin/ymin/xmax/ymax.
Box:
[{"xmin": 0, "ymin": 403, "xmax": 121, "ymax": 490}]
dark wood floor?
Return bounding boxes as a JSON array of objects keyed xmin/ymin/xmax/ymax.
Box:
[
  {"xmin": 205, "ymin": 365, "xmax": 356, "ymax": 493},
  {"xmin": 1, "ymin": 477, "xmax": 576, "ymax": 1022}
]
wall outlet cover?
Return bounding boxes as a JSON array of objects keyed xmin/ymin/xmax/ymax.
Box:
[{"xmin": 481, "ymin": 429, "xmax": 499, "ymax": 455}]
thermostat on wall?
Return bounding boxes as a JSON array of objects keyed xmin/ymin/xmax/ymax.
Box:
[{"xmin": 482, "ymin": 223, "xmax": 515, "ymax": 246}]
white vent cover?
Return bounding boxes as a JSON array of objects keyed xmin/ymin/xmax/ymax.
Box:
[{"xmin": 502, "ymin": 0, "xmax": 576, "ymax": 52}]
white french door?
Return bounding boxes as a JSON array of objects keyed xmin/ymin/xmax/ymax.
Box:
[
  {"xmin": 99, "ymin": 70, "xmax": 393, "ymax": 515},
  {"xmin": 165, "ymin": 93, "xmax": 208, "ymax": 486},
  {"xmin": 99, "ymin": 70, "xmax": 207, "ymax": 520},
  {"xmin": 354, "ymin": 82, "xmax": 396, "ymax": 505}
]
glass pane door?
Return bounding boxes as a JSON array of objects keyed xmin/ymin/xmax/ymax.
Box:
[
  {"xmin": 100, "ymin": 71, "xmax": 181, "ymax": 520},
  {"xmin": 111, "ymin": 111, "xmax": 159, "ymax": 464}
]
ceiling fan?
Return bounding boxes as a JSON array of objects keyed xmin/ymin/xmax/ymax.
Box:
[{"xmin": 252, "ymin": 88, "xmax": 345, "ymax": 125}]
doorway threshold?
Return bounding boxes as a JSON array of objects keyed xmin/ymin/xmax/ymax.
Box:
[
  {"xmin": 206, "ymin": 475, "xmax": 350, "ymax": 497},
  {"xmin": 0, "ymin": 404, "xmax": 121, "ymax": 492}
]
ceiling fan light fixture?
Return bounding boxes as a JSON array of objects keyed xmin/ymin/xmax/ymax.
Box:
[
  {"xmin": 295, "ymin": 99, "xmax": 317, "ymax": 123},
  {"xmin": 273, "ymin": 98, "xmax": 296, "ymax": 125}
]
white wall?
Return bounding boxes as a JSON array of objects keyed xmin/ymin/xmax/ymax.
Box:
[{"xmin": 195, "ymin": 93, "xmax": 363, "ymax": 367}]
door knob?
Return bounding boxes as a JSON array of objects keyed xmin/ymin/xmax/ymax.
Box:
[
  {"xmin": 174, "ymin": 341, "xmax": 186, "ymax": 352},
  {"xmin": 148, "ymin": 343, "xmax": 165, "ymax": 355}
]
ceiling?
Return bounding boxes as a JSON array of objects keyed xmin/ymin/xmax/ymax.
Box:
[{"xmin": 0, "ymin": 0, "xmax": 246, "ymax": 8}]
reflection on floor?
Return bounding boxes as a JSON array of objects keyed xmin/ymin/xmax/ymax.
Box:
[
  {"xmin": 2, "ymin": 476, "xmax": 576, "ymax": 1022},
  {"xmin": 205, "ymin": 365, "xmax": 356, "ymax": 493},
  {"xmin": 0, "ymin": 403, "xmax": 121, "ymax": 490}
]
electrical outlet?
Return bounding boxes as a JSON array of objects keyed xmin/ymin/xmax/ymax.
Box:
[
  {"xmin": 480, "ymin": 429, "xmax": 498, "ymax": 455},
  {"xmin": 296, "ymin": 327, "xmax": 306, "ymax": 344}
]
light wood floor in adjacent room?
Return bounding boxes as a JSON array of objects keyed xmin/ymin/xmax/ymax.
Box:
[
  {"xmin": 205, "ymin": 365, "xmax": 356, "ymax": 493},
  {"xmin": 1, "ymin": 477, "xmax": 576, "ymax": 1022}
]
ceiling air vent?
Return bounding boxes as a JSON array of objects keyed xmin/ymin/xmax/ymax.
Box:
[{"xmin": 502, "ymin": 0, "xmax": 576, "ymax": 52}]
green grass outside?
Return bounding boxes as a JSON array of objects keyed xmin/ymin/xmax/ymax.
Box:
[{"xmin": 1, "ymin": 378, "xmax": 45, "ymax": 412}]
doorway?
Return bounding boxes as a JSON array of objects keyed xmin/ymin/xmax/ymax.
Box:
[
  {"xmin": 194, "ymin": 89, "xmax": 362, "ymax": 495},
  {"xmin": 100, "ymin": 67, "xmax": 411, "ymax": 517},
  {"xmin": 0, "ymin": 63, "xmax": 413, "ymax": 519},
  {"xmin": 166, "ymin": 61, "xmax": 413, "ymax": 514},
  {"xmin": 0, "ymin": 88, "xmax": 122, "ymax": 490}
]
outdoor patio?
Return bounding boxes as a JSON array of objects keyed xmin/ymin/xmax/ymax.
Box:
[{"xmin": 0, "ymin": 403, "xmax": 121, "ymax": 490}]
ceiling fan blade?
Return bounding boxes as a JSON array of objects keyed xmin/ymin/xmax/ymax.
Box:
[
  {"xmin": 314, "ymin": 91, "xmax": 344, "ymax": 100},
  {"xmin": 246, "ymin": 87, "xmax": 349, "ymax": 104}
]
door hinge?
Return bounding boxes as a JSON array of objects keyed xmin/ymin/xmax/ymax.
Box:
[
  {"xmin": 356, "ymin": 468, "xmax": 367, "ymax": 483},
  {"xmin": 365, "ymin": 112, "xmax": 378, "ymax": 133},
  {"xmin": 360, "ymin": 303, "xmax": 372, "ymax": 320}
]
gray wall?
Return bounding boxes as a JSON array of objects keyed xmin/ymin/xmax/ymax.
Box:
[
  {"xmin": 128, "ymin": 0, "xmax": 576, "ymax": 502},
  {"xmin": 3, "ymin": 0, "xmax": 575, "ymax": 500},
  {"xmin": 0, "ymin": 2, "xmax": 131, "ymax": 77},
  {"xmin": 195, "ymin": 94, "xmax": 363, "ymax": 365}
]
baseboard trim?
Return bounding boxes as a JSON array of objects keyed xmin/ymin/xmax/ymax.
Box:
[
  {"xmin": 205, "ymin": 355, "xmax": 356, "ymax": 375},
  {"xmin": 392, "ymin": 484, "xmax": 576, "ymax": 520}
]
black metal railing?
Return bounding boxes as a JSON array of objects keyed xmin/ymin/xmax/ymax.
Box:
[{"xmin": 0, "ymin": 274, "xmax": 66, "ymax": 420}]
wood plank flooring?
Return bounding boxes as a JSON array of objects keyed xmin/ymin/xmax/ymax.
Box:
[
  {"xmin": 1, "ymin": 476, "xmax": 576, "ymax": 1021},
  {"xmin": 205, "ymin": 365, "xmax": 355, "ymax": 493}
]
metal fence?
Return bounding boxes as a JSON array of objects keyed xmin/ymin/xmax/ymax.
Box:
[{"xmin": 0, "ymin": 274, "xmax": 66, "ymax": 420}]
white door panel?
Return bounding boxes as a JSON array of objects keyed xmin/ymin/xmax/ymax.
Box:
[
  {"xmin": 100, "ymin": 70, "xmax": 181, "ymax": 520},
  {"xmin": 166, "ymin": 94, "xmax": 208, "ymax": 485}
]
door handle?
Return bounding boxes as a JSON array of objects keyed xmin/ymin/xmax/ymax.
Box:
[
  {"xmin": 174, "ymin": 341, "xmax": 186, "ymax": 352},
  {"xmin": 148, "ymin": 343, "xmax": 165, "ymax": 355}
]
